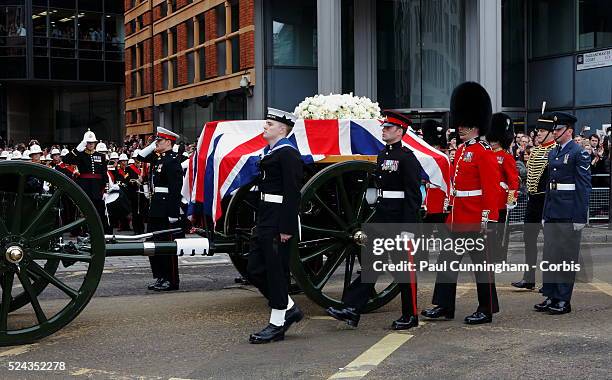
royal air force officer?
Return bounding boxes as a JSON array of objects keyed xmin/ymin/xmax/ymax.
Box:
[
  {"xmin": 137, "ymin": 127, "xmax": 184, "ymax": 292},
  {"xmin": 247, "ymin": 108, "xmax": 304, "ymax": 344},
  {"xmin": 325, "ymin": 110, "xmax": 422, "ymax": 330},
  {"xmin": 535, "ymin": 112, "xmax": 591, "ymax": 315},
  {"xmin": 62, "ymin": 129, "xmax": 111, "ymax": 234},
  {"xmin": 421, "ymin": 82, "xmax": 501, "ymax": 325}
]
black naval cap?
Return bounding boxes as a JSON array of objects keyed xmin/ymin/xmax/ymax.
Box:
[{"xmin": 537, "ymin": 112, "xmax": 577, "ymax": 131}]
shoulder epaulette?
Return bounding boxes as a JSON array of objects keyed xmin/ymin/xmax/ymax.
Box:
[{"xmin": 478, "ymin": 140, "xmax": 492, "ymax": 150}]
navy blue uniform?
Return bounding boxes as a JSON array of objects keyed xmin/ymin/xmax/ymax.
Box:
[{"xmin": 542, "ymin": 139, "xmax": 591, "ymax": 302}]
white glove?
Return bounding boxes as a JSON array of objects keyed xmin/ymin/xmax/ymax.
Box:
[
  {"xmin": 110, "ymin": 183, "xmax": 120, "ymax": 192},
  {"xmin": 541, "ymin": 219, "xmax": 545, "ymax": 227},
  {"xmin": 139, "ymin": 142, "xmax": 156, "ymax": 158},
  {"xmin": 43, "ymin": 182, "xmax": 50, "ymax": 192},
  {"xmin": 506, "ymin": 202, "xmax": 517, "ymax": 210},
  {"xmin": 76, "ymin": 140, "xmax": 87, "ymax": 152},
  {"xmin": 573, "ymin": 223, "xmax": 585, "ymax": 231},
  {"xmin": 102, "ymin": 193, "xmax": 108, "ymax": 201},
  {"xmin": 168, "ymin": 217, "xmax": 179, "ymax": 224}
]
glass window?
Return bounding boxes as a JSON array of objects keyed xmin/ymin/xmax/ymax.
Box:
[
  {"xmin": 341, "ymin": 0, "xmax": 354, "ymax": 94},
  {"xmin": 186, "ymin": 18, "xmax": 194, "ymax": 48},
  {"xmin": 230, "ymin": 36, "xmax": 239, "ymax": 73},
  {"xmin": 271, "ymin": 0, "xmax": 317, "ymax": 67},
  {"xmin": 198, "ymin": 47, "xmax": 205, "ymax": 79},
  {"xmin": 104, "ymin": 0, "xmax": 123, "ymax": 14},
  {"xmin": 162, "ymin": 60, "xmax": 169, "ymax": 89},
  {"xmin": 33, "ymin": 0, "xmax": 48, "ymax": 6},
  {"xmin": 104, "ymin": 14, "xmax": 124, "ymax": 47},
  {"xmin": 50, "ymin": 0, "xmax": 75, "ymax": 8},
  {"xmin": 172, "ymin": 58, "xmax": 178, "ymax": 87},
  {"xmin": 502, "ymin": 0, "xmax": 525, "ymax": 108},
  {"xmin": 161, "ymin": 30, "xmax": 168, "ymax": 56},
  {"xmin": 216, "ymin": 41, "xmax": 226, "ymax": 75},
  {"xmin": 130, "ymin": 45, "xmax": 136, "ymax": 67},
  {"xmin": 49, "ymin": 8, "xmax": 76, "ymax": 41},
  {"xmin": 32, "ymin": 7, "xmax": 48, "ymax": 36},
  {"xmin": 230, "ymin": 0, "xmax": 239, "ymax": 33},
  {"xmin": 170, "ymin": 26, "xmax": 177, "ymax": 54},
  {"xmin": 0, "ymin": 5, "xmax": 26, "ymax": 37},
  {"xmin": 215, "ymin": 4, "xmax": 226, "ymax": 37},
  {"xmin": 160, "ymin": 2, "xmax": 168, "ymax": 18},
  {"xmin": 187, "ymin": 51, "xmax": 195, "ymax": 83},
  {"xmin": 78, "ymin": 0, "xmax": 101, "ymax": 12},
  {"xmin": 197, "ymin": 14, "xmax": 205, "ymax": 44},
  {"xmin": 529, "ymin": 0, "xmax": 574, "ymax": 58},
  {"xmin": 578, "ymin": 0, "xmax": 612, "ymax": 50},
  {"xmin": 78, "ymin": 12, "xmax": 102, "ymax": 53}
]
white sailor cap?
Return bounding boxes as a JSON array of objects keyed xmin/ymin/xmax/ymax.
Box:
[
  {"xmin": 22, "ymin": 150, "xmax": 31, "ymax": 160},
  {"xmin": 155, "ymin": 127, "xmax": 179, "ymax": 141},
  {"xmin": 128, "ymin": 158, "xmax": 135, "ymax": 164},
  {"xmin": 50, "ymin": 148, "xmax": 61, "ymax": 156},
  {"xmin": 109, "ymin": 152, "xmax": 119, "ymax": 160},
  {"xmin": 60, "ymin": 148, "xmax": 69, "ymax": 157},
  {"xmin": 266, "ymin": 107, "xmax": 296, "ymax": 127},
  {"xmin": 0, "ymin": 151, "xmax": 9, "ymax": 159},
  {"xmin": 30, "ymin": 144, "xmax": 43, "ymax": 154},
  {"xmin": 118, "ymin": 153, "xmax": 129, "ymax": 161}
]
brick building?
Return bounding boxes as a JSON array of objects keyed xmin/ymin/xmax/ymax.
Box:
[{"xmin": 124, "ymin": 0, "xmax": 255, "ymax": 141}]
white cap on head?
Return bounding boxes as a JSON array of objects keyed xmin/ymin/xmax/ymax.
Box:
[
  {"xmin": 109, "ymin": 152, "xmax": 119, "ymax": 160},
  {"xmin": 96, "ymin": 142, "xmax": 108, "ymax": 153},
  {"xmin": 83, "ymin": 129, "xmax": 98, "ymax": 143},
  {"xmin": 0, "ymin": 151, "xmax": 9, "ymax": 159},
  {"xmin": 266, "ymin": 107, "xmax": 297, "ymax": 127},
  {"xmin": 51, "ymin": 148, "xmax": 61, "ymax": 155},
  {"xmin": 21, "ymin": 150, "xmax": 30, "ymax": 160},
  {"xmin": 155, "ymin": 127, "xmax": 179, "ymax": 141},
  {"xmin": 60, "ymin": 148, "xmax": 69, "ymax": 156},
  {"xmin": 128, "ymin": 158, "xmax": 135, "ymax": 164},
  {"xmin": 118, "ymin": 153, "xmax": 128, "ymax": 161},
  {"xmin": 45, "ymin": 154, "xmax": 52, "ymax": 161},
  {"xmin": 29, "ymin": 144, "xmax": 42, "ymax": 154}
]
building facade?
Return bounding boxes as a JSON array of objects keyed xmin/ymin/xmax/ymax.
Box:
[
  {"xmin": 125, "ymin": 0, "xmax": 611, "ymax": 143},
  {"xmin": 0, "ymin": 0, "xmax": 125, "ymax": 145}
]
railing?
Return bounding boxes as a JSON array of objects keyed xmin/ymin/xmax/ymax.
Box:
[{"xmin": 508, "ymin": 174, "xmax": 610, "ymax": 226}]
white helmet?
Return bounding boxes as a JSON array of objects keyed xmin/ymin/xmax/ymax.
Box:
[
  {"xmin": 131, "ymin": 149, "xmax": 140, "ymax": 158},
  {"xmin": 29, "ymin": 144, "xmax": 43, "ymax": 154},
  {"xmin": 21, "ymin": 150, "xmax": 31, "ymax": 160},
  {"xmin": 50, "ymin": 148, "xmax": 61, "ymax": 156},
  {"xmin": 96, "ymin": 143, "xmax": 108, "ymax": 153},
  {"xmin": 109, "ymin": 152, "xmax": 119, "ymax": 160},
  {"xmin": 45, "ymin": 154, "xmax": 52, "ymax": 161},
  {"xmin": 60, "ymin": 148, "xmax": 69, "ymax": 157},
  {"xmin": 128, "ymin": 158, "xmax": 135, "ymax": 164},
  {"xmin": 118, "ymin": 153, "xmax": 128, "ymax": 161},
  {"xmin": 0, "ymin": 151, "xmax": 9, "ymax": 159},
  {"xmin": 83, "ymin": 129, "xmax": 98, "ymax": 143}
]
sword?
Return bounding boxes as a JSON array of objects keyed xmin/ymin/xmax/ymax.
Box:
[{"xmin": 501, "ymin": 207, "xmax": 511, "ymax": 250}]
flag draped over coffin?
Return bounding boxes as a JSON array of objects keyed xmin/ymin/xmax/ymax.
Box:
[{"xmin": 182, "ymin": 119, "xmax": 450, "ymax": 223}]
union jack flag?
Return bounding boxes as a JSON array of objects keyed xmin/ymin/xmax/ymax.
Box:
[{"xmin": 183, "ymin": 119, "xmax": 450, "ymax": 223}]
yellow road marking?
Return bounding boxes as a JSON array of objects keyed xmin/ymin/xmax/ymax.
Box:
[
  {"xmin": 310, "ymin": 316, "xmax": 335, "ymax": 320},
  {"xmin": 328, "ymin": 333, "xmax": 413, "ymax": 379},
  {"xmin": 590, "ymin": 278, "xmax": 612, "ymax": 297},
  {"xmin": 0, "ymin": 344, "xmax": 38, "ymax": 357}
]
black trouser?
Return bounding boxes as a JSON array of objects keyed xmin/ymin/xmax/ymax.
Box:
[
  {"xmin": 93, "ymin": 198, "xmax": 112, "ymax": 235},
  {"xmin": 432, "ymin": 232, "xmax": 499, "ymax": 314},
  {"xmin": 522, "ymin": 194, "xmax": 545, "ymax": 283},
  {"xmin": 490, "ymin": 209, "xmax": 509, "ymax": 264},
  {"xmin": 343, "ymin": 278, "xmax": 417, "ymax": 317},
  {"xmin": 128, "ymin": 192, "xmax": 145, "ymax": 234},
  {"xmin": 147, "ymin": 217, "xmax": 181, "ymax": 286},
  {"xmin": 542, "ymin": 221, "xmax": 581, "ymax": 302},
  {"xmin": 247, "ymin": 226, "xmax": 291, "ymax": 310}
]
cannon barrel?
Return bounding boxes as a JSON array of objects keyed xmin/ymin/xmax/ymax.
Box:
[{"xmin": 105, "ymin": 238, "xmax": 210, "ymax": 257}]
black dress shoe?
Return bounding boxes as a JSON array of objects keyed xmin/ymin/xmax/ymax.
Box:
[
  {"xmin": 284, "ymin": 305, "xmax": 304, "ymax": 332},
  {"xmin": 153, "ymin": 279, "xmax": 179, "ymax": 291},
  {"xmin": 148, "ymin": 278, "xmax": 162, "ymax": 290},
  {"xmin": 548, "ymin": 300, "xmax": 571, "ymax": 315},
  {"xmin": 325, "ymin": 307, "xmax": 360, "ymax": 327},
  {"xmin": 249, "ymin": 324, "xmax": 285, "ymax": 344},
  {"xmin": 391, "ymin": 315, "xmax": 418, "ymax": 330},
  {"xmin": 534, "ymin": 298, "xmax": 555, "ymax": 312},
  {"xmin": 511, "ymin": 280, "xmax": 535, "ymax": 290},
  {"xmin": 464, "ymin": 311, "xmax": 492, "ymax": 325},
  {"xmin": 420, "ymin": 306, "xmax": 454, "ymax": 320}
]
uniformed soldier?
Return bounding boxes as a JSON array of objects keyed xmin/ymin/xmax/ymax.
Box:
[
  {"xmin": 421, "ymin": 82, "xmax": 501, "ymax": 325},
  {"xmin": 512, "ymin": 114, "xmax": 557, "ymax": 290},
  {"xmin": 62, "ymin": 130, "xmax": 111, "ymax": 234},
  {"xmin": 535, "ymin": 112, "xmax": 591, "ymax": 315},
  {"xmin": 126, "ymin": 152, "xmax": 145, "ymax": 234},
  {"xmin": 325, "ymin": 111, "xmax": 422, "ymax": 330},
  {"xmin": 247, "ymin": 108, "xmax": 304, "ymax": 344},
  {"xmin": 421, "ymin": 119, "xmax": 450, "ymax": 225},
  {"xmin": 486, "ymin": 113, "xmax": 519, "ymax": 263},
  {"xmin": 137, "ymin": 127, "xmax": 184, "ymax": 291}
]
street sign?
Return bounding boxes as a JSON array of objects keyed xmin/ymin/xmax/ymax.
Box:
[{"xmin": 577, "ymin": 48, "xmax": 612, "ymax": 71}]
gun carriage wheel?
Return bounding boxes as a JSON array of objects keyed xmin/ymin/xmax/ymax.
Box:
[{"xmin": 0, "ymin": 162, "xmax": 106, "ymax": 346}]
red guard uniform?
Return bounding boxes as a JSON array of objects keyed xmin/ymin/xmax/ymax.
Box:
[
  {"xmin": 494, "ymin": 148, "xmax": 519, "ymax": 212},
  {"xmin": 448, "ymin": 138, "xmax": 500, "ymax": 226}
]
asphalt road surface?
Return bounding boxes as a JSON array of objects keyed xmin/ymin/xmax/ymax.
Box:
[{"xmin": 0, "ymin": 244, "xmax": 610, "ymax": 379}]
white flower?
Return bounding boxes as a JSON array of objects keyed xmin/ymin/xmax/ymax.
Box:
[{"xmin": 294, "ymin": 93, "xmax": 381, "ymax": 120}]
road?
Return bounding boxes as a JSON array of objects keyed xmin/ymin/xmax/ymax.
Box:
[{"xmin": 0, "ymin": 244, "xmax": 610, "ymax": 379}]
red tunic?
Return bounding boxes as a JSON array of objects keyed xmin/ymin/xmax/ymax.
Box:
[
  {"xmin": 447, "ymin": 138, "xmax": 501, "ymax": 226},
  {"xmin": 425, "ymin": 187, "xmax": 446, "ymax": 214},
  {"xmin": 493, "ymin": 148, "xmax": 519, "ymax": 210}
]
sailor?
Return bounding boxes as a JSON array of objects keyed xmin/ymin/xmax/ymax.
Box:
[
  {"xmin": 421, "ymin": 82, "xmax": 501, "ymax": 325},
  {"xmin": 535, "ymin": 112, "xmax": 591, "ymax": 315},
  {"xmin": 486, "ymin": 113, "xmax": 519, "ymax": 263},
  {"xmin": 137, "ymin": 127, "xmax": 184, "ymax": 292},
  {"xmin": 512, "ymin": 113, "xmax": 557, "ymax": 290},
  {"xmin": 247, "ymin": 108, "xmax": 304, "ymax": 344},
  {"xmin": 62, "ymin": 129, "xmax": 111, "ymax": 234},
  {"xmin": 325, "ymin": 110, "xmax": 423, "ymax": 330}
]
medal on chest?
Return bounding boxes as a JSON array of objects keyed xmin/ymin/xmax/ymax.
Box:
[
  {"xmin": 157, "ymin": 164, "xmax": 163, "ymax": 173},
  {"xmin": 563, "ymin": 154, "xmax": 569, "ymax": 164},
  {"xmin": 93, "ymin": 156, "xmax": 101, "ymax": 163},
  {"xmin": 463, "ymin": 152, "xmax": 474, "ymax": 162},
  {"xmin": 381, "ymin": 160, "xmax": 399, "ymax": 172}
]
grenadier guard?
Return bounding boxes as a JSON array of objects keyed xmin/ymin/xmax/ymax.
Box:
[
  {"xmin": 247, "ymin": 108, "xmax": 304, "ymax": 344},
  {"xmin": 62, "ymin": 129, "xmax": 111, "ymax": 234},
  {"xmin": 137, "ymin": 127, "xmax": 184, "ymax": 292},
  {"xmin": 326, "ymin": 111, "xmax": 423, "ymax": 330},
  {"xmin": 422, "ymin": 82, "xmax": 501, "ymax": 325},
  {"xmin": 486, "ymin": 113, "xmax": 520, "ymax": 262},
  {"xmin": 535, "ymin": 112, "xmax": 591, "ymax": 315},
  {"xmin": 512, "ymin": 114, "xmax": 557, "ymax": 290}
]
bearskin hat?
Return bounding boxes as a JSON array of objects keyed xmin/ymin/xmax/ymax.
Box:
[
  {"xmin": 449, "ymin": 81, "xmax": 492, "ymax": 136},
  {"xmin": 421, "ymin": 119, "xmax": 448, "ymax": 149},
  {"xmin": 486, "ymin": 112, "xmax": 514, "ymax": 150}
]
